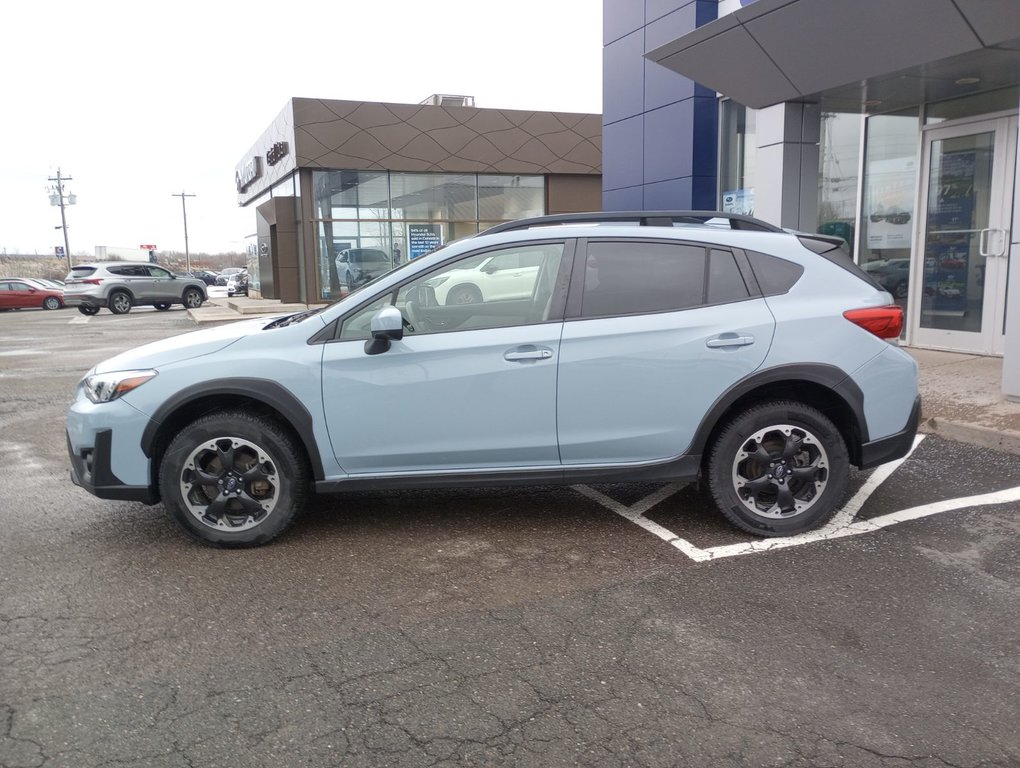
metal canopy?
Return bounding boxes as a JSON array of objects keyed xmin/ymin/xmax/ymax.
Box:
[{"xmin": 646, "ymin": 0, "xmax": 1020, "ymax": 112}]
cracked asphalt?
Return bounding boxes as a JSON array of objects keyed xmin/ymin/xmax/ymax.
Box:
[{"xmin": 2, "ymin": 307, "xmax": 1019, "ymax": 767}]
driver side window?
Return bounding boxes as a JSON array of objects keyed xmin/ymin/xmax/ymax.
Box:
[{"xmin": 338, "ymin": 243, "xmax": 565, "ymax": 340}]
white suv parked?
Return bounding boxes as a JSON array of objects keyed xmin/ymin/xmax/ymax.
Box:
[{"xmin": 63, "ymin": 262, "xmax": 207, "ymax": 315}]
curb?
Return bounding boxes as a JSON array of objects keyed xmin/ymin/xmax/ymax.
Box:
[{"xmin": 919, "ymin": 417, "xmax": 1020, "ymax": 456}]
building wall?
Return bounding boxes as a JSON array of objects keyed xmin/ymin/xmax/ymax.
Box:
[
  {"xmin": 236, "ymin": 99, "xmax": 602, "ymax": 207},
  {"xmin": 602, "ymin": 0, "xmax": 718, "ymax": 211}
]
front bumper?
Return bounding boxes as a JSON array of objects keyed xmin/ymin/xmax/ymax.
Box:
[{"xmin": 67, "ymin": 429, "xmax": 158, "ymax": 503}]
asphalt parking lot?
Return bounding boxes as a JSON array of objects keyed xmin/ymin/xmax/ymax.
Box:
[{"xmin": 2, "ymin": 306, "xmax": 1019, "ymax": 767}]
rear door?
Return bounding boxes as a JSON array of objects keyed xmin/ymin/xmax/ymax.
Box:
[{"xmin": 556, "ymin": 239, "xmax": 775, "ymax": 464}]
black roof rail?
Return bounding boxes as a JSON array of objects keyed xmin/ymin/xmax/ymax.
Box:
[{"xmin": 479, "ymin": 210, "xmax": 784, "ymax": 236}]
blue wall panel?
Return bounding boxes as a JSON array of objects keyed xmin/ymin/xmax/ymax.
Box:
[{"xmin": 602, "ymin": 0, "xmax": 718, "ymax": 211}]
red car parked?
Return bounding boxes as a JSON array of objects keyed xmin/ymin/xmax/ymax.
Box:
[{"xmin": 0, "ymin": 278, "xmax": 64, "ymax": 310}]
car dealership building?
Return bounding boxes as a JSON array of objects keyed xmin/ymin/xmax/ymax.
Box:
[
  {"xmin": 604, "ymin": 0, "xmax": 1020, "ymax": 397},
  {"xmin": 234, "ymin": 96, "xmax": 601, "ymax": 305}
]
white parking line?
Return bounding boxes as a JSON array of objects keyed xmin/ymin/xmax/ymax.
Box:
[
  {"xmin": 68, "ymin": 315, "xmax": 91, "ymax": 324},
  {"xmin": 575, "ymin": 435, "xmax": 1020, "ymax": 561}
]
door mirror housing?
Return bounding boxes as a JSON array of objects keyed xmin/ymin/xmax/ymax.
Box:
[{"xmin": 365, "ymin": 305, "xmax": 404, "ymax": 355}]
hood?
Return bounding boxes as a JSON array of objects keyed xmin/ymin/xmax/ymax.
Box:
[{"xmin": 93, "ymin": 315, "xmax": 281, "ymax": 373}]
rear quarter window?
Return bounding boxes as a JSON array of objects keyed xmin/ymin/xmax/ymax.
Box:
[{"xmin": 745, "ymin": 250, "xmax": 805, "ymax": 296}]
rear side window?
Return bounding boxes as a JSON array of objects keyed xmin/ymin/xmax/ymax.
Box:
[
  {"xmin": 581, "ymin": 242, "xmax": 706, "ymax": 317},
  {"xmin": 707, "ymin": 249, "xmax": 751, "ymax": 304},
  {"xmin": 108, "ymin": 265, "xmax": 148, "ymax": 277},
  {"xmin": 745, "ymin": 250, "xmax": 805, "ymax": 296}
]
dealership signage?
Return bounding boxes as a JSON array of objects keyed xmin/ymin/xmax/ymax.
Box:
[
  {"xmin": 235, "ymin": 156, "xmax": 262, "ymax": 192},
  {"xmin": 266, "ymin": 141, "xmax": 289, "ymax": 166}
]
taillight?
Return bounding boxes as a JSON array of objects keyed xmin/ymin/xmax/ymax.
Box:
[
  {"xmin": 81, "ymin": 278, "xmax": 103, "ymax": 285},
  {"xmin": 843, "ymin": 305, "xmax": 903, "ymax": 339}
]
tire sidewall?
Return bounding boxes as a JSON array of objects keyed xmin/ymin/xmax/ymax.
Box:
[
  {"xmin": 707, "ymin": 401, "xmax": 849, "ymax": 537},
  {"xmin": 159, "ymin": 411, "xmax": 307, "ymax": 547}
]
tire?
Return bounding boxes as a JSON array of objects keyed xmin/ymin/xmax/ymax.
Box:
[
  {"xmin": 894, "ymin": 281, "xmax": 908, "ymax": 299},
  {"xmin": 109, "ymin": 291, "xmax": 132, "ymax": 315},
  {"xmin": 43, "ymin": 296, "xmax": 61, "ymax": 310},
  {"xmin": 77, "ymin": 304, "xmax": 100, "ymax": 316},
  {"xmin": 182, "ymin": 288, "xmax": 204, "ymax": 309},
  {"xmin": 159, "ymin": 410, "xmax": 308, "ymax": 548},
  {"xmin": 706, "ymin": 400, "xmax": 849, "ymax": 537},
  {"xmin": 154, "ymin": 303, "xmax": 171, "ymax": 311},
  {"xmin": 446, "ymin": 284, "xmax": 482, "ymax": 305}
]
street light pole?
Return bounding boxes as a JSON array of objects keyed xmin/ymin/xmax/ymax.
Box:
[
  {"xmin": 172, "ymin": 190, "xmax": 196, "ymax": 272},
  {"xmin": 48, "ymin": 169, "xmax": 74, "ymax": 272}
]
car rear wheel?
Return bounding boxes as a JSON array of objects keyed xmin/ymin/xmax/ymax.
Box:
[
  {"xmin": 43, "ymin": 296, "xmax": 61, "ymax": 310},
  {"xmin": 183, "ymin": 288, "xmax": 204, "ymax": 309},
  {"xmin": 446, "ymin": 284, "xmax": 482, "ymax": 305},
  {"xmin": 77, "ymin": 305, "xmax": 100, "ymax": 316},
  {"xmin": 707, "ymin": 401, "xmax": 849, "ymax": 537},
  {"xmin": 159, "ymin": 411, "xmax": 308, "ymax": 547},
  {"xmin": 154, "ymin": 303, "xmax": 171, "ymax": 311},
  {"xmin": 109, "ymin": 291, "xmax": 132, "ymax": 314}
]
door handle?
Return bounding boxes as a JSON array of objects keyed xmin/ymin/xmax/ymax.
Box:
[
  {"xmin": 979, "ymin": 228, "xmax": 1007, "ymax": 257},
  {"xmin": 504, "ymin": 346, "xmax": 553, "ymax": 362},
  {"xmin": 706, "ymin": 334, "xmax": 755, "ymax": 349}
]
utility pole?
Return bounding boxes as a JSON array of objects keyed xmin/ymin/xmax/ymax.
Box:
[
  {"xmin": 172, "ymin": 190, "xmax": 196, "ymax": 272},
  {"xmin": 47, "ymin": 169, "xmax": 75, "ymax": 272}
]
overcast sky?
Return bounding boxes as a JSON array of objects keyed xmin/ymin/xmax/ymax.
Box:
[{"xmin": 0, "ymin": 0, "xmax": 602, "ymax": 258}]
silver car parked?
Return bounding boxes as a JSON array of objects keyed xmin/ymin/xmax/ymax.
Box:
[{"xmin": 63, "ymin": 262, "xmax": 207, "ymax": 315}]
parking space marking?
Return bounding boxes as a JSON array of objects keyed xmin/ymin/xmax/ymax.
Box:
[
  {"xmin": 575, "ymin": 435, "xmax": 1019, "ymax": 561},
  {"xmin": 68, "ymin": 315, "xmax": 91, "ymax": 324}
]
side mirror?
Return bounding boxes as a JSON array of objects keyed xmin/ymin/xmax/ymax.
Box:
[{"xmin": 365, "ymin": 305, "xmax": 403, "ymax": 355}]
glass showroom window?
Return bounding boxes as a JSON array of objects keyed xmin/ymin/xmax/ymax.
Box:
[
  {"xmin": 858, "ymin": 110, "xmax": 920, "ymax": 335},
  {"xmin": 817, "ymin": 112, "xmax": 862, "ymax": 252},
  {"xmin": 719, "ymin": 99, "xmax": 756, "ymax": 215}
]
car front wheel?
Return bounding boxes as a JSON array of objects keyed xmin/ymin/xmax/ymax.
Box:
[
  {"xmin": 183, "ymin": 288, "xmax": 204, "ymax": 309},
  {"xmin": 159, "ymin": 411, "xmax": 308, "ymax": 547},
  {"xmin": 707, "ymin": 401, "xmax": 849, "ymax": 537},
  {"xmin": 43, "ymin": 296, "xmax": 61, "ymax": 310}
]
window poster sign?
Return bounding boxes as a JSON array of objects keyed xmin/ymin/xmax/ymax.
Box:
[
  {"xmin": 924, "ymin": 149, "xmax": 976, "ymax": 316},
  {"xmin": 865, "ymin": 156, "xmax": 915, "ymax": 250},
  {"xmin": 408, "ymin": 224, "xmax": 443, "ymax": 260},
  {"xmin": 722, "ymin": 189, "xmax": 754, "ymax": 216}
]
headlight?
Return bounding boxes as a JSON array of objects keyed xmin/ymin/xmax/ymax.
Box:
[{"xmin": 83, "ymin": 370, "xmax": 157, "ymax": 403}]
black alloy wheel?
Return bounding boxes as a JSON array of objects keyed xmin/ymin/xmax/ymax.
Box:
[
  {"xmin": 707, "ymin": 400, "xmax": 849, "ymax": 537},
  {"xmin": 159, "ymin": 411, "xmax": 307, "ymax": 547}
]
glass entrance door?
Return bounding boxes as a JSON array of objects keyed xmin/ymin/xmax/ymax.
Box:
[{"xmin": 912, "ymin": 115, "xmax": 1016, "ymax": 354}]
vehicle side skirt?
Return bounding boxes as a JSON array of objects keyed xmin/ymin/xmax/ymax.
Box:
[{"xmin": 315, "ymin": 454, "xmax": 703, "ymax": 493}]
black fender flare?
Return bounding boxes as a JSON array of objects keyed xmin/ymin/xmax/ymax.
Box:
[
  {"xmin": 140, "ymin": 378, "xmax": 325, "ymax": 480},
  {"xmin": 688, "ymin": 363, "xmax": 868, "ymax": 459}
]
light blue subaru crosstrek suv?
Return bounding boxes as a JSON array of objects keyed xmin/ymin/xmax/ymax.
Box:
[{"xmin": 67, "ymin": 212, "xmax": 920, "ymax": 547}]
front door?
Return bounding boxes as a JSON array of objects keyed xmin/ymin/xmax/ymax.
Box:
[{"xmin": 912, "ymin": 114, "xmax": 1016, "ymax": 354}]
